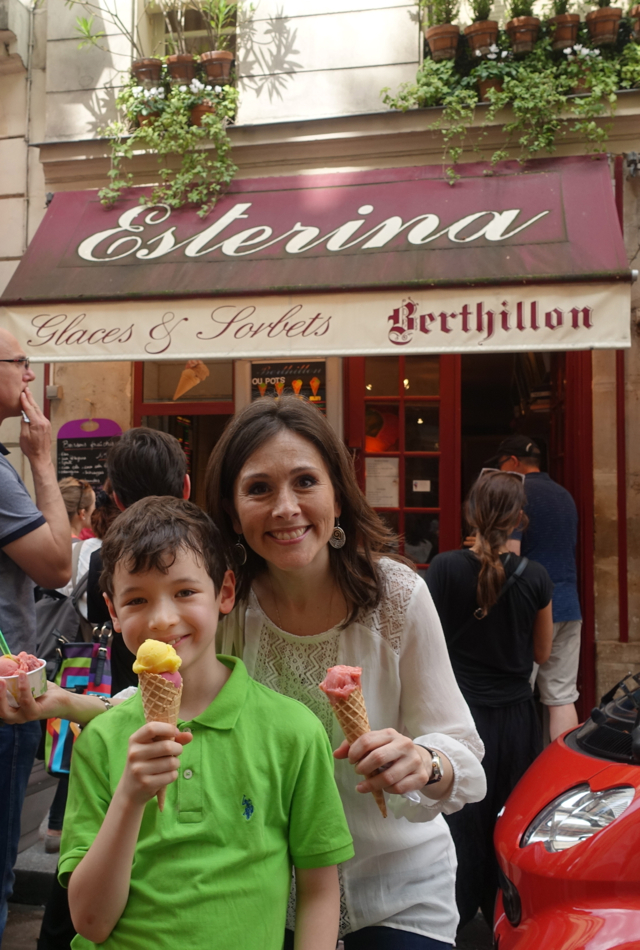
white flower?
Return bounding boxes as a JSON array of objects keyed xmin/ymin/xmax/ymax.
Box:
[
  {"xmin": 214, "ymin": 85, "xmax": 222, "ymax": 93},
  {"xmin": 132, "ymin": 85, "xmax": 143, "ymax": 96},
  {"xmin": 487, "ymin": 52, "xmax": 497, "ymax": 59},
  {"xmin": 501, "ymin": 50, "xmax": 508, "ymax": 58},
  {"xmin": 476, "ymin": 49, "xmax": 482, "ymax": 56},
  {"xmin": 563, "ymin": 47, "xmax": 572, "ymax": 54},
  {"xmin": 157, "ymin": 88, "xmax": 165, "ymax": 98},
  {"xmin": 179, "ymin": 84, "xmax": 187, "ymax": 92},
  {"xmin": 190, "ymin": 78, "xmax": 204, "ymax": 92},
  {"xmin": 489, "ymin": 44, "xmax": 498, "ymax": 52}
]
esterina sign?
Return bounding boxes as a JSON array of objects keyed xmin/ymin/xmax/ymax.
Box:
[{"xmin": 0, "ymin": 157, "xmax": 632, "ymax": 361}]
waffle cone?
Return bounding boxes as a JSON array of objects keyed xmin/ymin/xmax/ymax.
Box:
[
  {"xmin": 332, "ymin": 686, "xmax": 387, "ymax": 818},
  {"xmin": 139, "ymin": 671, "xmax": 182, "ymax": 812},
  {"xmin": 172, "ymin": 368, "xmax": 200, "ymax": 400}
]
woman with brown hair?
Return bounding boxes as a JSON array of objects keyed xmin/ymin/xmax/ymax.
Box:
[
  {"xmin": 426, "ymin": 470, "xmax": 553, "ymax": 933},
  {"xmin": 207, "ymin": 396, "xmax": 486, "ymax": 950}
]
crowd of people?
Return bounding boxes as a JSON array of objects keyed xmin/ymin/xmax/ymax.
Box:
[{"xmin": 0, "ymin": 325, "xmax": 582, "ymax": 950}]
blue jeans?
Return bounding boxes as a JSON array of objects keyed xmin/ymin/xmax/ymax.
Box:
[
  {"xmin": 0, "ymin": 721, "xmax": 41, "ymax": 945},
  {"xmin": 283, "ymin": 928, "xmax": 452, "ymax": 949}
]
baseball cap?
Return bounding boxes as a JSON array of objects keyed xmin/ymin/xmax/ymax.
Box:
[{"xmin": 484, "ymin": 434, "xmax": 541, "ymax": 468}]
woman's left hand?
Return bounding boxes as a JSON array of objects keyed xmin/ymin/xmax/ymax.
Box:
[{"xmin": 333, "ymin": 729, "xmax": 432, "ymax": 796}]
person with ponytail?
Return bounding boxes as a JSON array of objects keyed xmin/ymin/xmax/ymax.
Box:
[{"xmin": 426, "ymin": 469, "xmax": 553, "ymax": 933}]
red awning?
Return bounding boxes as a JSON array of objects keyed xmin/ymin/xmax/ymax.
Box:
[{"xmin": 0, "ymin": 156, "xmax": 631, "ymax": 360}]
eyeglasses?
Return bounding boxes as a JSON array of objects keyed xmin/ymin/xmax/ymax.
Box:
[
  {"xmin": 480, "ymin": 467, "xmax": 526, "ymax": 484},
  {"xmin": 0, "ymin": 357, "xmax": 30, "ymax": 370}
]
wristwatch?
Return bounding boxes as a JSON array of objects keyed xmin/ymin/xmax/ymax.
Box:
[{"xmin": 423, "ymin": 747, "xmax": 443, "ymax": 786}]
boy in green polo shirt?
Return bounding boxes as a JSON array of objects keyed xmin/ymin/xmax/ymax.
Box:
[{"xmin": 58, "ymin": 497, "xmax": 354, "ymax": 950}]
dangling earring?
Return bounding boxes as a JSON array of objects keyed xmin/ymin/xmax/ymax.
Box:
[
  {"xmin": 234, "ymin": 535, "xmax": 248, "ymax": 565},
  {"xmin": 329, "ymin": 519, "xmax": 346, "ymax": 549}
]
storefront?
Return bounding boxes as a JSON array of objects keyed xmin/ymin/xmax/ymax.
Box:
[{"xmin": 0, "ymin": 154, "xmax": 631, "ymax": 711}]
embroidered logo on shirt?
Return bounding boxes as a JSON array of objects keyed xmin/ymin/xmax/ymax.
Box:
[{"xmin": 242, "ymin": 795, "xmax": 254, "ymax": 821}]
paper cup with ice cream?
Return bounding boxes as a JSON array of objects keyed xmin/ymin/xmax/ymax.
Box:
[
  {"xmin": 133, "ymin": 639, "xmax": 183, "ymax": 812},
  {"xmin": 0, "ymin": 652, "xmax": 47, "ymax": 707}
]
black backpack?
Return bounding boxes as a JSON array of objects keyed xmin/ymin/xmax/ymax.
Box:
[{"xmin": 35, "ymin": 540, "xmax": 94, "ymax": 680}]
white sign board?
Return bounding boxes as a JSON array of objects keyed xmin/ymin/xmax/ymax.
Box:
[{"xmin": 1, "ymin": 282, "xmax": 630, "ymax": 362}]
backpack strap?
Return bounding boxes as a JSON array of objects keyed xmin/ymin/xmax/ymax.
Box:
[
  {"xmin": 71, "ymin": 539, "xmax": 85, "ymax": 588},
  {"xmin": 447, "ymin": 556, "xmax": 529, "ymax": 648}
]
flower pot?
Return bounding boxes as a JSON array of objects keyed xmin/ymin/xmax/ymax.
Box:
[
  {"xmin": 200, "ymin": 49, "xmax": 234, "ymax": 82},
  {"xmin": 190, "ymin": 102, "xmax": 216, "ymax": 126},
  {"xmin": 630, "ymin": 3, "xmax": 640, "ymax": 39},
  {"xmin": 478, "ymin": 77, "xmax": 503, "ymax": 100},
  {"xmin": 131, "ymin": 58, "xmax": 163, "ymax": 85},
  {"xmin": 137, "ymin": 112, "xmax": 161, "ymax": 126},
  {"xmin": 547, "ymin": 13, "xmax": 580, "ymax": 50},
  {"xmin": 166, "ymin": 53, "xmax": 197, "ymax": 83},
  {"xmin": 506, "ymin": 16, "xmax": 540, "ymax": 54},
  {"xmin": 464, "ymin": 20, "xmax": 500, "ymax": 56},
  {"xmin": 585, "ymin": 7, "xmax": 622, "ymax": 45},
  {"xmin": 424, "ymin": 23, "xmax": 460, "ymax": 61},
  {"xmin": 572, "ymin": 72, "xmax": 592, "ymax": 94}
]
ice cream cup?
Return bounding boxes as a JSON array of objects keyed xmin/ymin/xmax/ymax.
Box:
[{"xmin": 1, "ymin": 658, "xmax": 47, "ymax": 707}]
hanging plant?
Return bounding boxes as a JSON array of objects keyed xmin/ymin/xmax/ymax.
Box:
[
  {"xmin": 382, "ymin": 26, "xmax": 640, "ymax": 179},
  {"xmin": 100, "ymin": 71, "xmax": 239, "ymax": 217}
]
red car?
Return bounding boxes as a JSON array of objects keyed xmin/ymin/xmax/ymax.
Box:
[{"xmin": 494, "ymin": 673, "xmax": 640, "ymax": 950}]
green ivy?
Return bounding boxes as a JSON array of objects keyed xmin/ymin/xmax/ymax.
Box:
[
  {"xmin": 382, "ymin": 23, "xmax": 640, "ymax": 179},
  {"xmin": 100, "ymin": 71, "xmax": 239, "ymax": 217}
]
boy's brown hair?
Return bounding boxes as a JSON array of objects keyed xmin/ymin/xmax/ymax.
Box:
[{"xmin": 100, "ymin": 496, "xmax": 227, "ymax": 600}]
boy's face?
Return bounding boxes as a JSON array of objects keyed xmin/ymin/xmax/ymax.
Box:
[{"xmin": 105, "ymin": 547, "xmax": 235, "ymax": 676}]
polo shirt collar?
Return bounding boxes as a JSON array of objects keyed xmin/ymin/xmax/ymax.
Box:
[
  {"xmin": 0, "ymin": 443, "xmax": 9, "ymax": 456},
  {"xmin": 184, "ymin": 655, "xmax": 249, "ymax": 731}
]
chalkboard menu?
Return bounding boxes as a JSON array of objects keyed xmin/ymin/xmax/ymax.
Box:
[
  {"xmin": 56, "ymin": 419, "xmax": 122, "ymax": 487},
  {"xmin": 251, "ymin": 361, "xmax": 326, "ymax": 412}
]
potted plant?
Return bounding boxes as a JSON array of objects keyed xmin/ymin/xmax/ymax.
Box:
[
  {"xmin": 423, "ymin": 0, "xmax": 461, "ymax": 62},
  {"xmin": 66, "ymin": 0, "xmax": 163, "ymax": 84},
  {"xmin": 464, "ymin": 0, "xmax": 499, "ymax": 56},
  {"xmin": 198, "ymin": 0, "xmax": 237, "ymax": 82},
  {"xmin": 629, "ymin": 1, "xmax": 640, "ymax": 39},
  {"xmin": 586, "ymin": 0, "xmax": 623, "ymax": 45},
  {"xmin": 547, "ymin": 0, "xmax": 581, "ymax": 50},
  {"xmin": 506, "ymin": 0, "xmax": 541, "ymax": 53},
  {"xmin": 123, "ymin": 83, "xmax": 168, "ymax": 124},
  {"xmin": 100, "ymin": 78, "xmax": 239, "ymax": 215},
  {"xmin": 153, "ymin": 0, "xmax": 198, "ymax": 82},
  {"xmin": 470, "ymin": 45, "xmax": 516, "ymax": 99}
]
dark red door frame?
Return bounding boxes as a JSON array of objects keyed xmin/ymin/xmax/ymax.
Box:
[
  {"xmin": 614, "ymin": 155, "xmax": 629, "ymax": 644},
  {"xmin": 563, "ymin": 351, "xmax": 596, "ymax": 717}
]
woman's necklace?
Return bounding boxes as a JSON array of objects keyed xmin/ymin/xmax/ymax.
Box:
[{"xmin": 267, "ymin": 574, "xmax": 335, "ymax": 634}]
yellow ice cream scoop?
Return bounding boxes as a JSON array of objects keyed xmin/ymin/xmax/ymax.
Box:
[{"xmin": 133, "ymin": 639, "xmax": 182, "ymax": 675}]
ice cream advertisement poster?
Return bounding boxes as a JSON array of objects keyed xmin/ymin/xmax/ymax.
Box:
[{"xmin": 251, "ymin": 361, "xmax": 326, "ymax": 411}]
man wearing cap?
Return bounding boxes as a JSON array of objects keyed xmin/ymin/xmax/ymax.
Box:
[{"xmin": 495, "ymin": 434, "xmax": 581, "ymax": 742}]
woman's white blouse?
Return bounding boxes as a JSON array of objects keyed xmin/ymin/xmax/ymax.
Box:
[{"xmin": 217, "ymin": 558, "xmax": 486, "ymax": 942}]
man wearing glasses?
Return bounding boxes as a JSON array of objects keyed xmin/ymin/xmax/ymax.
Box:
[
  {"xmin": 0, "ymin": 329, "xmax": 71, "ymax": 943},
  {"xmin": 489, "ymin": 434, "xmax": 581, "ymax": 743}
]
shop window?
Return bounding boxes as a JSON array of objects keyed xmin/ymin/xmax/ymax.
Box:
[{"xmin": 142, "ymin": 360, "xmax": 233, "ymax": 403}]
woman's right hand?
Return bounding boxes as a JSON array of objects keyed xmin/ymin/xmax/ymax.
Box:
[{"xmin": 0, "ymin": 674, "xmax": 105, "ymax": 725}]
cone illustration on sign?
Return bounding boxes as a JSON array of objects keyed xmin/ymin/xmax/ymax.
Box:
[
  {"xmin": 172, "ymin": 359, "xmax": 209, "ymax": 401},
  {"xmin": 274, "ymin": 380, "xmax": 285, "ymax": 396},
  {"xmin": 319, "ymin": 665, "xmax": 387, "ymax": 817},
  {"xmin": 257, "ymin": 381, "xmax": 268, "ymax": 397},
  {"xmin": 133, "ymin": 640, "xmax": 183, "ymax": 812},
  {"xmin": 291, "ymin": 379, "xmax": 303, "ymax": 395}
]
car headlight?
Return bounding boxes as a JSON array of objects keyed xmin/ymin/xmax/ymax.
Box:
[{"xmin": 521, "ymin": 784, "xmax": 635, "ymax": 852}]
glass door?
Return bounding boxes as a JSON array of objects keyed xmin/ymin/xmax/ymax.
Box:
[{"xmin": 344, "ymin": 355, "xmax": 461, "ymax": 574}]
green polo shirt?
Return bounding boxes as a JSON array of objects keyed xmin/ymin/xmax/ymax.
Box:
[{"xmin": 59, "ymin": 656, "xmax": 354, "ymax": 950}]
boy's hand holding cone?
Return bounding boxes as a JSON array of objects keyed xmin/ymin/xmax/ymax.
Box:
[
  {"xmin": 133, "ymin": 639, "xmax": 183, "ymax": 812},
  {"xmin": 320, "ymin": 665, "xmax": 387, "ymax": 818}
]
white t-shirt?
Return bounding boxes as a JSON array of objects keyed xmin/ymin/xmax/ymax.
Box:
[{"xmin": 217, "ymin": 558, "xmax": 486, "ymax": 942}]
